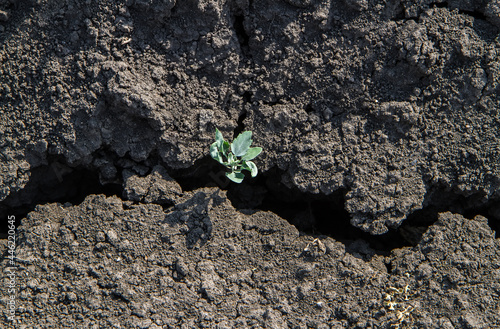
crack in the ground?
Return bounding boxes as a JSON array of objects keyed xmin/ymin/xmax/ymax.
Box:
[
  {"xmin": 1, "ymin": 155, "xmax": 498, "ymax": 257},
  {"xmin": 0, "ymin": 159, "xmax": 122, "ymax": 236},
  {"xmin": 233, "ymin": 110, "xmax": 248, "ymax": 139},
  {"xmin": 232, "ymin": 13, "xmax": 251, "ymax": 58}
]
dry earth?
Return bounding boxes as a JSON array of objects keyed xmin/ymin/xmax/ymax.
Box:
[{"xmin": 0, "ymin": 0, "xmax": 500, "ymax": 328}]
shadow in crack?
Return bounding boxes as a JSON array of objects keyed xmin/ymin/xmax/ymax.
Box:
[
  {"xmin": 0, "ymin": 160, "xmax": 122, "ymax": 237},
  {"xmin": 171, "ymin": 165, "xmax": 446, "ymax": 258},
  {"xmin": 214, "ymin": 167, "xmax": 418, "ymax": 258},
  {"xmin": 2, "ymin": 154, "xmax": 498, "ymax": 258}
]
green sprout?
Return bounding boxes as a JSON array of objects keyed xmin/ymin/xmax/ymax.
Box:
[{"xmin": 210, "ymin": 128, "xmax": 262, "ymax": 183}]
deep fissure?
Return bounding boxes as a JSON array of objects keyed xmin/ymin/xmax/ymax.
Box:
[
  {"xmin": 1, "ymin": 156, "xmax": 498, "ymax": 254},
  {"xmin": 0, "ymin": 160, "xmax": 122, "ymax": 238},
  {"xmin": 233, "ymin": 14, "xmax": 250, "ymax": 58},
  {"xmin": 233, "ymin": 110, "xmax": 248, "ymax": 138}
]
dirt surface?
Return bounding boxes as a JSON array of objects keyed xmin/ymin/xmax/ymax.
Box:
[
  {"xmin": 1, "ymin": 193, "xmax": 500, "ymax": 328},
  {"xmin": 1, "ymin": 0, "xmax": 500, "ymax": 327}
]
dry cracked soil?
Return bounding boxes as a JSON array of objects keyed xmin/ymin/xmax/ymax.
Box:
[{"xmin": 0, "ymin": 0, "xmax": 500, "ymax": 328}]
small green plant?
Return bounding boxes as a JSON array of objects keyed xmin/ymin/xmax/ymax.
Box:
[{"xmin": 210, "ymin": 128, "xmax": 262, "ymax": 183}]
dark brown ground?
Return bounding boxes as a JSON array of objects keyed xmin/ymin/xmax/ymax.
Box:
[{"xmin": 1, "ymin": 0, "xmax": 500, "ymax": 328}]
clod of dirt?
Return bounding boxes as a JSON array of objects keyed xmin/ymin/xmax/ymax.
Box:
[
  {"xmin": 123, "ymin": 165, "xmax": 183, "ymax": 205},
  {"xmin": 388, "ymin": 212, "xmax": 500, "ymax": 327}
]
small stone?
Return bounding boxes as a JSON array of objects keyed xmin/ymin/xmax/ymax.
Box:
[
  {"xmin": 66, "ymin": 292, "xmax": 77, "ymax": 302},
  {"xmin": 96, "ymin": 232, "xmax": 106, "ymax": 242},
  {"xmin": 137, "ymin": 319, "xmax": 152, "ymax": 329},
  {"xmin": 106, "ymin": 229, "xmax": 119, "ymax": 245},
  {"xmin": 27, "ymin": 279, "xmax": 39, "ymax": 290},
  {"xmin": 462, "ymin": 313, "xmax": 483, "ymax": 329}
]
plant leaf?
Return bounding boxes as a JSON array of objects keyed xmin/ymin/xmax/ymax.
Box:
[
  {"xmin": 227, "ymin": 152, "xmax": 237, "ymax": 165},
  {"xmin": 245, "ymin": 161, "xmax": 258, "ymax": 177},
  {"xmin": 226, "ymin": 172, "xmax": 245, "ymax": 183},
  {"xmin": 215, "ymin": 128, "xmax": 225, "ymax": 149},
  {"xmin": 241, "ymin": 147, "xmax": 262, "ymax": 161},
  {"xmin": 231, "ymin": 131, "xmax": 252, "ymax": 157},
  {"xmin": 222, "ymin": 140, "xmax": 230, "ymax": 155},
  {"xmin": 210, "ymin": 142, "xmax": 222, "ymax": 163}
]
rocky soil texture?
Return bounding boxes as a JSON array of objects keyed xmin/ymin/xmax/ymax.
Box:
[{"xmin": 1, "ymin": 0, "xmax": 499, "ymax": 328}]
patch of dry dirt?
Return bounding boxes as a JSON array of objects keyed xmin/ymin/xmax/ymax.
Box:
[
  {"xmin": 1, "ymin": 0, "xmax": 500, "ymax": 327},
  {"xmin": 2, "ymin": 192, "xmax": 499, "ymax": 328}
]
